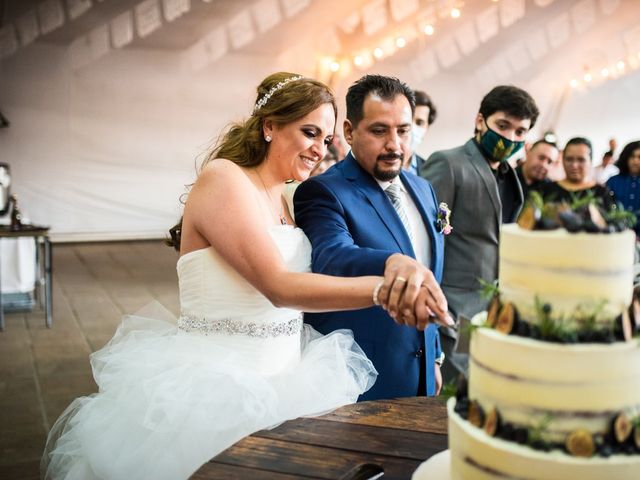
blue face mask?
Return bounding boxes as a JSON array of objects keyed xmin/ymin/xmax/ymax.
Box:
[{"xmin": 477, "ymin": 125, "xmax": 525, "ymax": 163}]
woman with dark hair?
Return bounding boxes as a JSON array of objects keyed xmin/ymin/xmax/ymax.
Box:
[
  {"xmin": 607, "ymin": 140, "xmax": 640, "ymax": 236},
  {"xmin": 41, "ymin": 73, "xmax": 449, "ymax": 480},
  {"xmin": 541, "ymin": 137, "xmax": 615, "ymax": 210}
]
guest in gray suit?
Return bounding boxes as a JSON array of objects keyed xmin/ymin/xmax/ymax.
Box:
[{"xmin": 420, "ymin": 85, "xmax": 539, "ymax": 382}]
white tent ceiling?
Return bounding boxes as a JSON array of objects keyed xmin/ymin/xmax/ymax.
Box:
[{"xmin": 1, "ymin": 0, "xmax": 639, "ymax": 240}]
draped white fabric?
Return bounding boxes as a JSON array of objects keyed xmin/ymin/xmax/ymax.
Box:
[
  {"xmin": 0, "ymin": 238, "xmax": 36, "ymax": 293},
  {"xmin": 1, "ymin": 0, "xmax": 639, "ymax": 240}
]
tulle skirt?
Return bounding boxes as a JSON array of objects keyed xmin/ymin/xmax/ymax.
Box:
[{"xmin": 41, "ymin": 307, "xmax": 377, "ymax": 480}]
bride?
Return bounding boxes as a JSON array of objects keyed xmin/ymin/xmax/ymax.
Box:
[{"xmin": 41, "ymin": 72, "xmax": 450, "ymax": 480}]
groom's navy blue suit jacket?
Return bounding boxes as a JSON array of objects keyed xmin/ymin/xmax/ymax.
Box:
[{"xmin": 294, "ymin": 153, "xmax": 444, "ymax": 400}]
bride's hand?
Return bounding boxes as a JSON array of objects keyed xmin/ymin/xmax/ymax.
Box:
[{"xmin": 412, "ymin": 285, "xmax": 454, "ymax": 330}]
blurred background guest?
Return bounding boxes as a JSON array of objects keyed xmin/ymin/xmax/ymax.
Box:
[
  {"xmin": 515, "ymin": 139, "xmax": 559, "ymax": 198},
  {"xmin": 541, "ymin": 137, "xmax": 614, "ymax": 209},
  {"xmin": 403, "ymin": 90, "xmax": 437, "ymax": 175},
  {"xmin": 594, "ymin": 149, "xmax": 619, "ymax": 185},
  {"xmin": 606, "ymin": 140, "xmax": 640, "ymax": 236}
]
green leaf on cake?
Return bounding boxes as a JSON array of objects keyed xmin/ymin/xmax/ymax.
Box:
[
  {"xmin": 605, "ymin": 203, "xmax": 638, "ymax": 228},
  {"xmin": 478, "ymin": 278, "xmax": 499, "ymax": 301},
  {"xmin": 527, "ymin": 413, "xmax": 554, "ymax": 445},
  {"xmin": 528, "ymin": 190, "xmax": 544, "ymax": 211},
  {"xmin": 440, "ymin": 379, "xmax": 458, "ymax": 402},
  {"xmin": 569, "ymin": 190, "xmax": 599, "ymax": 211}
]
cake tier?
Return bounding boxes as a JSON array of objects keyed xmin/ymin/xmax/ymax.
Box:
[
  {"xmin": 448, "ymin": 398, "xmax": 640, "ymax": 480},
  {"xmin": 469, "ymin": 327, "xmax": 640, "ymax": 442},
  {"xmin": 499, "ymin": 224, "xmax": 635, "ymax": 325}
]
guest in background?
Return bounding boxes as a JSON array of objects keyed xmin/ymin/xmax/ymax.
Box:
[
  {"xmin": 594, "ymin": 150, "xmax": 619, "ymax": 185},
  {"xmin": 515, "ymin": 139, "xmax": 559, "ymax": 199},
  {"xmin": 547, "ymin": 147, "xmax": 565, "ymax": 181},
  {"xmin": 541, "ymin": 137, "xmax": 614, "ymax": 209},
  {"xmin": 403, "ymin": 90, "xmax": 437, "ymax": 174},
  {"xmin": 606, "ymin": 140, "xmax": 640, "ymax": 236},
  {"xmin": 420, "ymin": 85, "xmax": 538, "ymax": 382}
]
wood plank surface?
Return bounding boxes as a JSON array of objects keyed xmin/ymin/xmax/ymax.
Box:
[
  {"xmin": 191, "ymin": 462, "xmax": 322, "ymax": 480},
  {"xmin": 208, "ymin": 436, "xmax": 424, "ymax": 480},
  {"xmin": 192, "ymin": 397, "xmax": 449, "ymax": 479},
  {"xmin": 320, "ymin": 397, "xmax": 448, "ymax": 435},
  {"xmin": 253, "ymin": 417, "xmax": 446, "ymax": 460}
]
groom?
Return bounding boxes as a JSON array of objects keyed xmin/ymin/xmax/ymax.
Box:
[{"xmin": 294, "ymin": 75, "xmax": 450, "ymax": 401}]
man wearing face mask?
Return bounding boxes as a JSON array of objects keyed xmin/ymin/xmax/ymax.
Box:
[
  {"xmin": 420, "ymin": 85, "xmax": 539, "ymax": 382},
  {"xmin": 404, "ymin": 90, "xmax": 438, "ymax": 175}
]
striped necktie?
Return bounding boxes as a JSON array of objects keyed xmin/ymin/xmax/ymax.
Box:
[{"xmin": 385, "ymin": 182, "xmax": 414, "ymax": 242}]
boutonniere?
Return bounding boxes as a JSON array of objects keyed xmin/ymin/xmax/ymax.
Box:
[{"xmin": 436, "ymin": 202, "xmax": 453, "ymax": 235}]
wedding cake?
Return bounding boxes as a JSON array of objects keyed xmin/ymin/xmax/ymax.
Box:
[{"xmin": 414, "ymin": 201, "xmax": 640, "ymax": 480}]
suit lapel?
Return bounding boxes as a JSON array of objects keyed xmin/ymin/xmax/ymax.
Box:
[
  {"xmin": 465, "ymin": 139, "xmax": 501, "ymax": 228},
  {"xmin": 342, "ymin": 153, "xmax": 415, "ymax": 256}
]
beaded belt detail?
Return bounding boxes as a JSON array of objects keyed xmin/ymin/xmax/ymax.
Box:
[{"xmin": 177, "ymin": 313, "xmax": 303, "ymax": 338}]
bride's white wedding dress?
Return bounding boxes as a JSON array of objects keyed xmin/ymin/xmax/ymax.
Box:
[{"xmin": 42, "ymin": 226, "xmax": 377, "ymax": 480}]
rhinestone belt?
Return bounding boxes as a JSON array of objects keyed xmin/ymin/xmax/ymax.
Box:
[{"xmin": 177, "ymin": 313, "xmax": 303, "ymax": 338}]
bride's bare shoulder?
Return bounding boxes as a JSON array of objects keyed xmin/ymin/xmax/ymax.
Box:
[{"xmin": 197, "ymin": 158, "xmax": 250, "ymax": 185}]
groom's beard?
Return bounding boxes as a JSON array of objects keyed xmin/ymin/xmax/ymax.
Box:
[{"xmin": 373, "ymin": 153, "xmax": 403, "ymax": 181}]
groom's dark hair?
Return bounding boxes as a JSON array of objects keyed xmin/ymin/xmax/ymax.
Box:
[{"xmin": 346, "ymin": 75, "xmax": 415, "ymax": 128}]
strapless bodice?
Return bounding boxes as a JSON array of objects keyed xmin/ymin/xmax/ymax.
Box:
[{"xmin": 176, "ymin": 225, "xmax": 311, "ymax": 365}]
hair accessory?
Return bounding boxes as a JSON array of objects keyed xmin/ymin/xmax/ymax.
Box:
[
  {"xmin": 254, "ymin": 75, "xmax": 303, "ymax": 113},
  {"xmin": 265, "ymin": 134, "xmax": 272, "ymax": 142}
]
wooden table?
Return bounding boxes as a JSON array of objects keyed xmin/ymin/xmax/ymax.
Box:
[
  {"xmin": 0, "ymin": 225, "xmax": 52, "ymax": 330},
  {"xmin": 192, "ymin": 396, "xmax": 448, "ymax": 480}
]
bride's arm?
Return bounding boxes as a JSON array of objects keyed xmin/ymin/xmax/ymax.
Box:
[{"xmin": 180, "ymin": 160, "xmax": 382, "ymax": 312}]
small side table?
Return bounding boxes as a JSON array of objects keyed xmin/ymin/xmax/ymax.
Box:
[{"xmin": 0, "ymin": 225, "xmax": 52, "ymax": 331}]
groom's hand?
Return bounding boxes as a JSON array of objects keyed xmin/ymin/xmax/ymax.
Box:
[{"xmin": 380, "ymin": 254, "xmax": 453, "ymax": 328}]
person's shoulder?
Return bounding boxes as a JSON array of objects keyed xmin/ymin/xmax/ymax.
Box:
[
  {"xmin": 403, "ymin": 170, "xmax": 437, "ymax": 196},
  {"xmin": 193, "ymin": 159, "xmax": 253, "ymax": 198},
  {"xmin": 606, "ymin": 173, "xmax": 624, "ymax": 186},
  {"xmin": 430, "ymin": 141, "xmax": 471, "ymax": 157},
  {"xmin": 425, "ymin": 142, "xmax": 472, "ymax": 169},
  {"xmin": 198, "ymin": 159, "xmax": 247, "ymax": 183},
  {"xmin": 301, "ymin": 161, "xmax": 347, "ymax": 188}
]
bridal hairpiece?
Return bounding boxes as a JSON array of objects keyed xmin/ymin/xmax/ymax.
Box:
[{"xmin": 254, "ymin": 75, "xmax": 303, "ymax": 113}]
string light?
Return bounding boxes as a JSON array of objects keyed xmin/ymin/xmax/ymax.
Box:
[
  {"xmin": 601, "ymin": 68, "xmax": 610, "ymax": 78},
  {"xmin": 617, "ymin": 60, "xmax": 625, "ymax": 71},
  {"xmin": 569, "ymin": 79, "xmax": 578, "ymax": 88},
  {"xmin": 320, "ymin": 1, "xmax": 475, "ymax": 78},
  {"xmin": 583, "ymin": 72, "xmax": 592, "ymax": 83}
]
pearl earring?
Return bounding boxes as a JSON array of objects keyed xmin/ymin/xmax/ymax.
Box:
[{"xmin": 265, "ymin": 135, "xmax": 272, "ymax": 142}]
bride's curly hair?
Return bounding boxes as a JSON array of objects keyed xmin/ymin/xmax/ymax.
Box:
[
  {"xmin": 167, "ymin": 72, "xmax": 337, "ymax": 250},
  {"xmin": 203, "ymin": 72, "xmax": 337, "ymax": 168}
]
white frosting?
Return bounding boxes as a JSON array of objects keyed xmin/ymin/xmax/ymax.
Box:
[
  {"xmin": 470, "ymin": 328, "xmax": 640, "ymax": 442},
  {"xmin": 499, "ymin": 225, "xmax": 635, "ymax": 324},
  {"xmin": 447, "ymin": 398, "xmax": 640, "ymax": 480}
]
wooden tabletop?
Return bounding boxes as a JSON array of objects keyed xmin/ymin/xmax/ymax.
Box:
[
  {"xmin": 0, "ymin": 224, "xmax": 50, "ymax": 238},
  {"xmin": 191, "ymin": 396, "xmax": 448, "ymax": 480}
]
